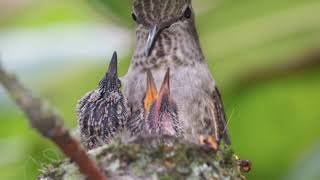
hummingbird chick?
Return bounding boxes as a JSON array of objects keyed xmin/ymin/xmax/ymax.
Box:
[
  {"xmin": 77, "ymin": 52, "xmax": 129, "ymax": 150},
  {"xmin": 128, "ymin": 69, "xmax": 183, "ymax": 138}
]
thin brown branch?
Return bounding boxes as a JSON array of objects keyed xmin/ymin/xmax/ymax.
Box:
[
  {"xmin": 231, "ymin": 48, "xmax": 320, "ymax": 91},
  {"xmin": 0, "ymin": 62, "xmax": 107, "ymax": 180}
]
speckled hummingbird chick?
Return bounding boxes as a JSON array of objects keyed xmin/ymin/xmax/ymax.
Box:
[
  {"xmin": 124, "ymin": 0, "xmax": 231, "ymax": 145},
  {"xmin": 128, "ymin": 68, "xmax": 183, "ymax": 138},
  {"xmin": 77, "ymin": 52, "xmax": 129, "ymax": 150}
]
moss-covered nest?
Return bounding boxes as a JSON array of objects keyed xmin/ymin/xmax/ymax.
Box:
[{"xmin": 38, "ymin": 136, "xmax": 246, "ymax": 180}]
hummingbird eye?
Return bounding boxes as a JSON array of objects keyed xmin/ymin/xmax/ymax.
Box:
[
  {"xmin": 132, "ymin": 12, "xmax": 137, "ymax": 22},
  {"xmin": 184, "ymin": 7, "xmax": 192, "ymax": 19}
]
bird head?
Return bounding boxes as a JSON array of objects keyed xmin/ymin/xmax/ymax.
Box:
[
  {"xmin": 126, "ymin": 69, "xmax": 160, "ymax": 137},
  {"xmin": 132, "ymin": 0, "xmax": 197, "ymax": 56},
  {"xmin": 145, "ymin": 69, "xmax": 181, "ymax": 136},
  {"xmin": 99, "ymin": 52, "xmax": 121, "ymax": 94}
]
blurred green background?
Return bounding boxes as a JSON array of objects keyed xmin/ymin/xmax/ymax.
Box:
[{"xmin": 1, "ymin": 0, "xmax": 320, "ymax": 179}]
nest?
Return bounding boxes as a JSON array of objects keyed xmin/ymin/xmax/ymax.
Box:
[{"xmin": 38, "ymin": 136, "xmax": 246, "ymax": 180}]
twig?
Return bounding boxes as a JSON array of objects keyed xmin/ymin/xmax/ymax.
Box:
[
  {"xmin": 0, "ymin": 62, "xmax": 107, "ymax": 180},
  {"xmin": 231, "ymin": 48, "xmax": 320, "ymax": 91}
]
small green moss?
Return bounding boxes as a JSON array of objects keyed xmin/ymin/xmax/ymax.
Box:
[{"xmin": 39, "ymin": 136, "xmax": 246, "ymax": 180}]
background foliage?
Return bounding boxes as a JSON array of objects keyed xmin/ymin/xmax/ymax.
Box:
[{"xmin": 0, "ymin": 0, "xmax": 320, "ymax": 179}]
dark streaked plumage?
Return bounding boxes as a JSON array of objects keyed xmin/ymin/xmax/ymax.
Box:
[
  {"xmin": 127, "ymin": 69, "xmax": 183, "ymax": 138},
  {"xmin": 77, "ymin": 52, "xmax": 129, "ymax": 150},
  {"xmin": 146, "ymin": 69, "xmax": 183, "ymax": 137},
  {"xmin": 124, "ymin": 0, "xmax": 231, "ymax": 145},
  {"xmin": 126, "ymin": 70, "xmax": 156, "ymax": 137}
]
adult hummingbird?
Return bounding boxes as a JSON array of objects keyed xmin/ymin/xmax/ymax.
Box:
[
  {"xmin": 124, "ymin": 0, "xmax": 231, "ymax": 145},
  {"xmin": 77, "ymin": 52, "xmax": 129, "ymax": 150}
]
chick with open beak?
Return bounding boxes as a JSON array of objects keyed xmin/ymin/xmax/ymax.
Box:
[
  {"xmin": 77, "ymin": 52, "xmax": 129, "ymax": 150},
  {"xmin": 147, "ymin": 69, "xmax": 183, "ymax": 137},
  {"xmin": 128, "ymin": 69, "xmax": 183, "ymax": 138}
]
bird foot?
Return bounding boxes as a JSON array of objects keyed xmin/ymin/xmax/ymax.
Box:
[{"xmin": 199, "ymin": 135, "xmax": 219, "ymax": 151}]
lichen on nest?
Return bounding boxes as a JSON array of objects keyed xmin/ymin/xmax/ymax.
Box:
[{"xmin": 38, "ymin": 136, "xmax": 246, "ymax": 180}]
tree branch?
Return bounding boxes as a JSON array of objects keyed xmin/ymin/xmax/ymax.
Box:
[
  {"xmin": 0, "ymin": 62, "xmax": 107, "ymax": 180},
  {"xmin": 231, "ymin": 48, "xmax": 320, "ymax": 91}
]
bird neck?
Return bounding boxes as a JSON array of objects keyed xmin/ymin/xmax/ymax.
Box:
[{"xmin": 132, "ymin": 22, "xmax": 205, "ymax": 71}]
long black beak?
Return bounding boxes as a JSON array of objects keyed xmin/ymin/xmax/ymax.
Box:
[
  {"xmin": 107, "ymin": 51, "xmax": 118, "ymax": 79},
  {"xmin": 145, "ymin": 25, "xmax": 160, "ymax": 56}
]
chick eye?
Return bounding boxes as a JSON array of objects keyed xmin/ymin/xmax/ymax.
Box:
[
  {"xmin": 184, "ymin": 7, "xmax": 192, "ymax": 19},
  {"xmin": 132, "ymin": 12, "xmax": 137, "ymax": 22}
]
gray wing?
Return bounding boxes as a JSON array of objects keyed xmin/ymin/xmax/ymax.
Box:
[
  {"xmin": 200, "ymin": 87, "xmax": 231, "ymax": 145},
  {"xmin": 212, "ymin": 87, "xmax": 231, "ymax": 145}
]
